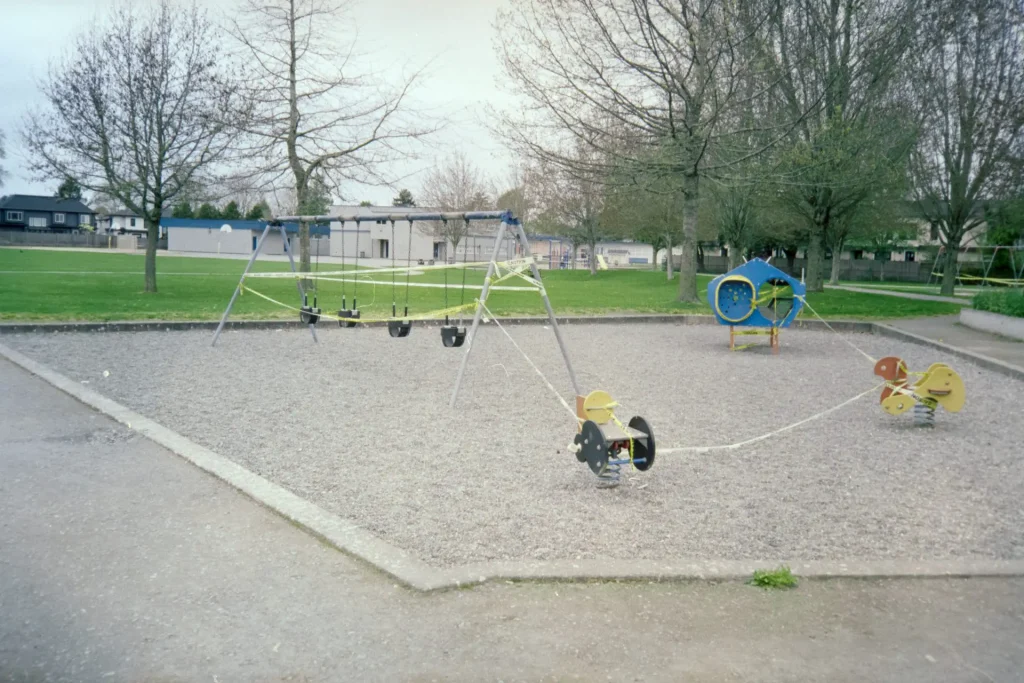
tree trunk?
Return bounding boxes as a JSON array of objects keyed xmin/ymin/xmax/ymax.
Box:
[
  {"xmin": 940, "ymin": 235, "xmax": 960, "ymax": 296},
  {"xmin": 828, "ymin": 238, "xmax": 844, "ymax": 285},
  {"xmin": 144, "ymin": 217, "xmax": 158, "ymax": 293},
  {"xmin": 676, "ymin": 176, "xmax": 700, "ymax": 302},
  {"xmin": 784, "ymin": 248, "xmax": 798, "ymax": 276},
  {"xmin": 805, "ymin": 228, "xmax": 826, "ymax": 293},
  {"xmin": 588, "ymin": 239, "xmax": 598, "ymax": 275},
  {"xmin": 727, "ymin": 243, "xmax": 743, "ymax": 270},
  {"xmin": 665, "ymin": 234, "xmax": 674, "ymax": 280}
]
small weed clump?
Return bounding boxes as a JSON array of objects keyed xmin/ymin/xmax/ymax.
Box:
[{"xmin": 748, "ymin": 565, "xmax": 798, "ymax": 589}]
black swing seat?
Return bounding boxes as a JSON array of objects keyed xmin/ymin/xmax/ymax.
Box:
[
  {"xmin": 441, "ymin": 325, "xmax": 466, "ymax": 347},
  {"xmin": 388, "ymin": 320, "xmax": 412, "ymax": 338},
  {"xmin": 337, "ymin": 309, "xmax": 360, "ymax": 328},
  {"xmin": 299, "ymin": 306, "xmax": 321, "ymax": 325}
]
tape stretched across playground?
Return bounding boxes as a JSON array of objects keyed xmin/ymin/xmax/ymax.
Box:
[{"xmin": 211, "ymin": 215, "xmax": 969, "ymax": 486}]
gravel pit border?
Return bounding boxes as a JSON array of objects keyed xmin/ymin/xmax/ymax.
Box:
[{"xmin": 2, "ymin": 319, "xmax": 1023, "ymax": 591}]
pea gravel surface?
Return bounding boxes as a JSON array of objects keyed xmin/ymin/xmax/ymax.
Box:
[{"xmin": 6, "ymin": 323, "xmax": 1023, "ymax": 567}]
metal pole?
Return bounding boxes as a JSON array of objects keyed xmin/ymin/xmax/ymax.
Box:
[
  {"xmin": 449, "ymin": 220, "xmax": 509, "ymax": 407},
  {"xmin": 212, "ymin": 223, "xmax": 272, "ymax": 346},
  {"xmin": 280, "ymin": 223, "xmax": 318, "ymax": 343},
  {"xmin": 514, "ymin": 220, "xmax": 581, "ymax": 396}
]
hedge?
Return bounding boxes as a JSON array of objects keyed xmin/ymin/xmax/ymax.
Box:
[{"xmin": 972, "ymin": 289, "xmax": 1024, "ymax": 319}]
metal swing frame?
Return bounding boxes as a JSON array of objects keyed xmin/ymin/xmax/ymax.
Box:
[
  {"xmin": 212, "ymin": 220, "xmax": 320, "ymax": 345},
  {"xmin": 210, "ymin": 210, "xmax": 581, "ymax": 408}
]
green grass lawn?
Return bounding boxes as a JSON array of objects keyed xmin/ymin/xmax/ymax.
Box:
[{"xmin": 0, "ymin": 248, "xmax": 962, "ymax": 322}]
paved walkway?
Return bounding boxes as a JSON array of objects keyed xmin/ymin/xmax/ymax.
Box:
[
  {"xmin": 885, "ymin": 314, "xmax": 1024, "ymax": 368},
  {"xmin": 2, "ymin": 358, "xmax": 1023, "ymax": 682},
  {"xmin": 827, "ymin": 284, "xmax": 967, "ymax": 305}
]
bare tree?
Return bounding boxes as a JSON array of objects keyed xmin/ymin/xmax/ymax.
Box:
[
  {"xmin": 231, "ymin": 0, "xmax": 439, "ymax": 275},
  {"xmin": 747, "ymin": 0, "xmax": 921, "ymax": 292},
  {"xmin": 530, "ymin": 147, "xmax": 607, "ymax": 275},
  {"xmin": 22, "ymin": 1, "xmax": 242, "ymax": 292},
  {"xmin": 497, "ymin": 0, "xmax": 786, "ymax": 301},
  {"xmin": 910, "ymin": 0, "xmax": 1024, "ymax": 295},
  {"xmin": 419, "ymin": 152, "xmax": 492, "ymax": 258}
]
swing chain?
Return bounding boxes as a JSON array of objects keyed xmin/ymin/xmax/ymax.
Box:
[{"xmin": 404, "ymin": 219, "xmax": 413, "ymax": 318}]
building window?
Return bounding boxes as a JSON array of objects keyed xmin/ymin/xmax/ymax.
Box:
[
  {"xmin": 5, "ymin": 211, "xmax": 23, "ymax": 222},
  {"xmin": 130, "ymin": 218, "xmax": 137, "ymax": 227},
  {"xmin": 54, "ymin": 213, "xmax": 65, "ymax": 223},
  {"xmin": 28, "ymin": 216, "xmax": 48, "ymax": 228},
  {"xmin": 852, "ymin": 249, "xmax": 864, "ymax": 260},
  {"xmin": 905, "ymin": 250, "xmax": 916, "ymax": 262},
  {"xmin": 79, "ymin": 214, "xmax": 91, "ymax": 226}
]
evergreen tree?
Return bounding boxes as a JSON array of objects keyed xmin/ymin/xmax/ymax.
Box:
[
  {"xmin": 392, "ymin": 189, "xmax": 415, "ymax": 207},
  {"xmin": 55, "ymin": 176, "xmax": 83, "ymax": 200},
  {"xmin": 245, "ymin": 199, "xmax": 271, "ymax": 220},
  {"xmin": 196, "ymin": 202, "xmax": 221, "ymax": 219},
  {"xmin": 222, "ymin": 200, "xmax": 241, "ymax": 219},
  {"xmin": 172, "ymin": 201, "xmax": 194, "ymax": 218}
]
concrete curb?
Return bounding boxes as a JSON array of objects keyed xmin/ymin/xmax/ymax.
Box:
[
  {"xmin": 0, "ymin": 342, "xmax": 449, "ymax": 593},
  {"xmin": 0, "ymin": 314, "xmax": 876, "ymax": 335},
  {"xmin": 4, "ymin": 339, "xmax": 1024, "ymax": 591},
  {"xmin": 960, "ymin": 308, "xmax": 1024, "ymax": 342},
  {"xmin": 873, "ymin": 323, "xmax": 1024, "ymax": 381}
]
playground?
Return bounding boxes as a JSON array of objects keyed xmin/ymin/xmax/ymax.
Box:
[{"xmin": 6, "ymin": 321, "xmax": 1022, "ymax": 568}]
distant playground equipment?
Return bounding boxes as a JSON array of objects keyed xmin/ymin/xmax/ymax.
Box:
[
  {"xmin": 707, "ymin": 258, "xmax": 806, "ymax": 353},
  {"xmin": 569, "ymin": 390, "xmax": 655, "ymax": 487},
  {"xmin": 927, "ymin": 243, "xmax": 1024, "ymax": 290},
  {"xmin": 873, "ymin": 356, "xmax": 966, "ymax": 426}
]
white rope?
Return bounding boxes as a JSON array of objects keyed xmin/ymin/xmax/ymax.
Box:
[
  {"xmin": 245, "ymin": 256, "xmax": 533, "ymax": 279},
  {"xmin": 479, "ymin": 301, "xmax": 580, "ymax": 421},
  {"xmin": 278, "ymin": 276, "xmax": 539, "ymax": 292},
  {"xmin": 659, "ymin": 381, "xmax": 885, "ymax": 454},
  {"xmin": 795, "ymin": 295, "xmax": 877, "ymax": 365}
]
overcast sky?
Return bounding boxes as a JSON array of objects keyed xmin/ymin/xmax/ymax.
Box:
[{"xmin": 0, "ymin": 0, "xmax": 512, "ymax": 205}]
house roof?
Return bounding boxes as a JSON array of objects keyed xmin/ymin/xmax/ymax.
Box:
[
  {"xmin": 102, "ymin": 207, "xmax": 173, "ymax": 218},
  {"xmin": 160, "ymin": 218, "xmax": 330, "ymax": 236},
  {"xmin": 0, "ymin": 194, "xmax": 94, "ymax": 214}
]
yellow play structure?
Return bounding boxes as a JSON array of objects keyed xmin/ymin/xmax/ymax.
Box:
[{"xmin": 873, "ymin": 356, "xmax": 966, "ymax": 425}]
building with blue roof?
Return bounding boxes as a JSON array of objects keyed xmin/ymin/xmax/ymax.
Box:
[{"xmin": 160, "ymin": 218, "xmax": 329, "ymax": 255}]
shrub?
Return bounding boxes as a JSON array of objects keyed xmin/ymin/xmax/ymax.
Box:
[{"xmin": 972, "ymin": 289, "xmax": 1024, "ymax": 319}]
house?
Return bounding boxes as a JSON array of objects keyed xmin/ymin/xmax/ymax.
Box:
[
  {"xmin": 0, "ymin": 194, "xmax": 96, "ymax": 232},
  {"xmin": 97, "ymin": 208, "xmax": 174, "ymax": 236},
  {"xmin": 160, "ymin": 218, "xmax": 329, "ymax": 255}
]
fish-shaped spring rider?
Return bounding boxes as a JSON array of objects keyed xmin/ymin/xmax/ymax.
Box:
[{"xmin": 873, "ymin": 356, "xmax": 965, "ymax": 425}]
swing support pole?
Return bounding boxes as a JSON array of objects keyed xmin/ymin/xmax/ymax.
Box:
[
  {"xmin": 211, "ymin": 222, "xmax": 318, "ymax": 346},
  {"xmin": 449, "ymin": 217, "xmax": 581, "ymax": 406},
  {"xmin": 449, "ymin": 220, "xmax": 509, "ymax": 407}
]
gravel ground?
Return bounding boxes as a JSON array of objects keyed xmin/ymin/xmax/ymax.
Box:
[{"xmin": 6, "ymin": 322, "xmax": 1023, "ymax": 567}]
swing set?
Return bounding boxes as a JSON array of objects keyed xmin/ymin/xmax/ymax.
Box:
[{"xmin": 210, "ymin": 210, "xmax": 658, "ymax": 485}]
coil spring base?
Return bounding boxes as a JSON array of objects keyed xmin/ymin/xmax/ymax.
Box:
[{"xmin": 913, "ymin": 401, "xmax": 936, "ymax": 427}]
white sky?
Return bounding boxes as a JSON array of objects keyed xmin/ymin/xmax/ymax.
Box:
[{"xmin": 0, "ymin": 0, "xmax": 513, "ymax": 205}]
